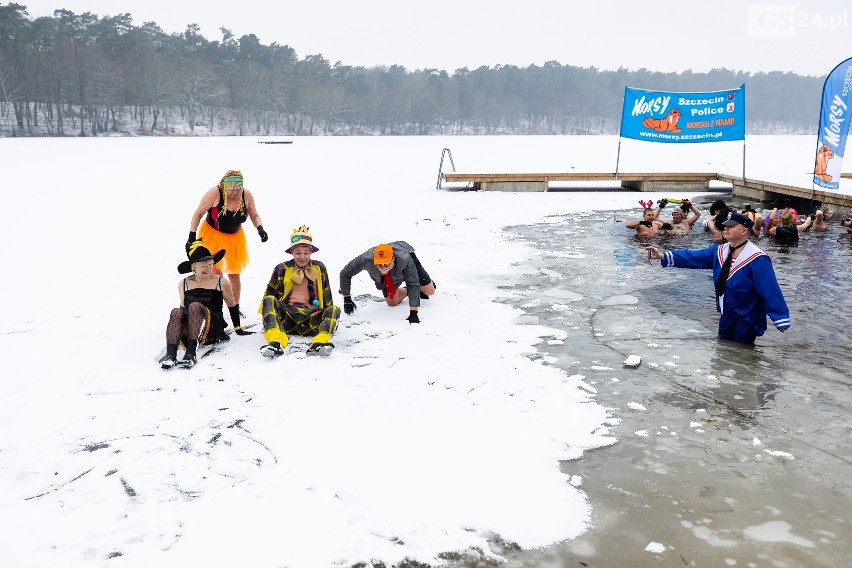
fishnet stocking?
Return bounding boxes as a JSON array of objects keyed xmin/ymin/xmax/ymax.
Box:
[{"xmin": 165, "ymin": 303, "xmax": 209, "ymax": 344}]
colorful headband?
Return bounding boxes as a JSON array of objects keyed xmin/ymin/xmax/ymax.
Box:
[{"xmin": 223, "ymin": 175, "xmax": 243, "ymax": 184}]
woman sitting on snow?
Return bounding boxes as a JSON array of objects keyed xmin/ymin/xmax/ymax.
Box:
[{"xmin": 158, "ymin": 241, "xmax": 253, "ymax": 369}]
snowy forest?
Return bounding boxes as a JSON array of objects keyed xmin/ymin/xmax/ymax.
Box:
[{"xmin": 0, "ymin": 4, "xmax": 825, "ymax": 137}]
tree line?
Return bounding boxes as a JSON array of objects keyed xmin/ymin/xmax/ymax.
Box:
[{"xmin": 0, "ymin": 3, "xmax": 825, "ymax": 137}]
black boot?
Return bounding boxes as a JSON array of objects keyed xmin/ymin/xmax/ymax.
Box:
[
  {"xmin": 260, "ymin": 341, "xmax": 285, "ymax": 358},
  {"xmin": 179, "ymin": 340, "xmax": 198, "ymax": 368},
  {"xmin": 306, "ymin": 343, "xmax": 334, "ymax": 357},
  {"xmin": 158, "ymin": 344, "xmax": 178, "ymax": 369}
]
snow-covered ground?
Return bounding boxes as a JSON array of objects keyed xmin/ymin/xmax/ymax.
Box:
[{"xmin": 0, "ymin": 135, "xmax": 842, "ymax": 567}]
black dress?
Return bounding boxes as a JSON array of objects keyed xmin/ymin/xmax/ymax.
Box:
[{"xmin": 183, "ymin": 277, "xmax": 228, "ymax": 343}]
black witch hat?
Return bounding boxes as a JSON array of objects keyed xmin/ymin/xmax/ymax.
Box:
[{"xmin": 178, "ymin": 240, "xmax": 226, "ymax": 274}]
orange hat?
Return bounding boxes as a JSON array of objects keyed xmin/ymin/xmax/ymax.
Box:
[{"xmin": 373, "ymin": 243, "xmax": 393, "ymax": 265}]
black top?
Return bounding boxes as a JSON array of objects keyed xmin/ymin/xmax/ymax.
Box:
[
  {"xmin": 773, "ymin": 225, "xmax": 799, "ymax": 242},
  {"xmin": 205, "ymin": 192, "xmax": 248, "ymax": 234},
  {"xmin": 183, "ymin": 277, "xmax": 227, "ymax": 342}
]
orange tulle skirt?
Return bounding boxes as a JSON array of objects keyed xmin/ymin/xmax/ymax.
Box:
[{"xmin": 198, "ymin": 221, "xmax": 249, "ymax": 275}]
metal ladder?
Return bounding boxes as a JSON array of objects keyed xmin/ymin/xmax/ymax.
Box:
[{"xmin": 435, "ymin": 148, "xmax": 456, "ymax": 190}]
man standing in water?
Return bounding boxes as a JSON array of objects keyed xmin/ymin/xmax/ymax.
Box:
[
  {"xmin": 658, "ymin": 199, "xmax": 702, "ymax": 235},
  {"xmin": 626, "ymin": 206, "xmax": 667, "ymax": 237},
  {"xmin": 811, "ymin": 207, "xmax": 833, "ymax": 232},
  {"xmin": 646, "ymin": 213, "xmax": 790, "ymax": 345}
]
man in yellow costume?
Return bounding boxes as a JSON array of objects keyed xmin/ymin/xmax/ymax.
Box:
[{"xmin": 259, "ymin": 226, "xmax": 340, "ymax": 358}]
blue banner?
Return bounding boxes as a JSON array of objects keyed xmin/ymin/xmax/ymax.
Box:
[
  {"xmin": 620, "ymin": 86, "xmax": 745, "ymax": 143},
  {"xmin": 813, "ymin": 58, "xmax": 852, "ymax": 189}
]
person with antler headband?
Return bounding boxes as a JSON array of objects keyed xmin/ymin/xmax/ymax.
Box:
[
  {"xmin": 187, "ymin": 170, "xmax": 268, "ymax": 306},
  {"xmin": 258, "ymin": 226, "xmax": 340, "ymax": 358},
  {"xmin": 626, "ymin": 199, "xmax": 667, "ymax": 237}
]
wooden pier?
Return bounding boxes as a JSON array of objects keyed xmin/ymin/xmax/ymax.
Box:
[
  {"xmin": 441, "ymin": 172, "xmax": 719, "ymax": 193},
  {"xmin": 441, "ymin": 171, "xmax": 852, "ymax": 210}
]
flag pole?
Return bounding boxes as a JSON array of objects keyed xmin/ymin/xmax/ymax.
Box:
[
  {"xmin": 615, "ymin": 137, "xmax": 623, "ymax": 180},
  {"xmin": 741, "ymin": 84, "xmax": 746, "ymax": 188}
]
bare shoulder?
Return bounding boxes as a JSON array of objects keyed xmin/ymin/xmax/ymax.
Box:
[{"xmin": 201, "ymin": 185, "xmax": 221, "ymax": 206}]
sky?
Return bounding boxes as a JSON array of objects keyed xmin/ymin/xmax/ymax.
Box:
[{"xmin": 16, "ymin": 0, "xmax": 852, "ymax": 77}]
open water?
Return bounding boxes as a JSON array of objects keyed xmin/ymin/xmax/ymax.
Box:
[{"xmin": 479, "ymin": 195, "xmax": 851, "ymax": 567}]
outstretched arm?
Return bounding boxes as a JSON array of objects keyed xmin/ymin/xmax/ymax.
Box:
[
  {"xmin": 339, "ymin": 254, "xmax": 366, "ymax": 296},
  {"xmin": 653, "ymin": 244, "xmax": 718, "ymax": 269}
]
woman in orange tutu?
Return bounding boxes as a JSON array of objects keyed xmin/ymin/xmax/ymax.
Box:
[{"xmin": 187, "ymin": 170, "xmax": 268, "ymax": 304}]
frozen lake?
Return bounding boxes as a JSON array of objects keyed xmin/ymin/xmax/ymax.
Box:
[{"xmin": 0, "ymin": 135, "xmax": 849, "ymax": 567}]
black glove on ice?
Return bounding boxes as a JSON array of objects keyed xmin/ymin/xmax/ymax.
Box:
[
  {"xmin": 406, "ymin": 310, "xmax": 420, "ymax": 324},
  {"xmin": 343, "ymin": 296, "xmax": 356, "ymax": 315}
]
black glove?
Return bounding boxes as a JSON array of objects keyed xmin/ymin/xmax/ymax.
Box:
[
  {"xmin": 257, "ymin": 225, "xmax": 268, "ymax": 242},
  {"xmin": 343, "ymin": 296, "xmax": 356, "ymax": 315},
  {"xmin": 638, "ymin": 220, "xmax": 652, "ymax": 227},
  {"xmin": 228, "ymin": 304, "xmax": 254, "ymax": 335},
  {"xmin": 680, "ymin": 203, "xmax": 691, "ymax": 213},
  {"xmin": 661, "ymin": 222, "xmax": 674, "ymax": 230},
  {"xmin": 810, "ymin": 213, "xmax": 816, "ymax": 220},
  {"xmin": 186, "ymin": 231, "xmax": 197, "ymax": 254},
  {"xmin": 657, "ymin": 198, "xmax": 668, "ymax": 208},
  {"xmin": 406, "ymin": 310, "xmax": 420, "ymax": 324}
]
